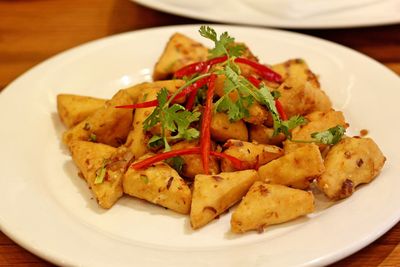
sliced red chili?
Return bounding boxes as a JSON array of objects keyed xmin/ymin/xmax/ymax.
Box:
[
  {"xmin": 131, "ymin": 147, "xmax": 201, "ymax": 170},
  {"xmin": 246, "ymin": 75, "xmax": 262, "ymax": 88},
  {"xmin": 235, "ymin": 57, "xmax": 282, "ymax": 83},
  {"xmin": 210, "ymin": 151, "xmax": 242, "ymax": 170},
  {"xmin": 200, "ymin": 74, "xmax": 217, "ymax": 174},
  {"xmin": 131, "ymin": 146, "xmax": 243, "ymax": 171},
  {"xmin": 205, "ymin": 55, "xmax": 228, "ymax": 70},
  {"xmin": 174, "ymin": 61, "xmax": 208, "ymax": 79},
  {"xmin": 185, "ymin": 76, "xmax": 210, "ymax": 110},
  {"xmin": 275, "ymin": 99, "xmax": 288, "ymax": 121},
  {"xmin": 115, "ymin": 100, "xmax": 158, "ymax": 109},
  {"xmin": 115, "ymin": 83, "xmax": 201, "ymax": 109},
  {"xmin": 174, "ymin": 56, "xmax": 228, "ymax": 78}
]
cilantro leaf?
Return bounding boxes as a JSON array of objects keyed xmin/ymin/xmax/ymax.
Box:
[
  {"xmin": 214, "ymin": 66, "xmax": 253, "ymax": 121},
  {"xmin": 276, "ymin": 115, "xmax": 308, "ymax": 138},
  {"xmin": 165, "ymin": 156, "xmax": 185, "ymax": 174},
  {"xmin": 143, "ymin": 88, "xmax": 201, "ymax": 150},
  {"xmin": 311, "ymin": 125, "xmax": 346, "ymax": 145},
  {"xmin": 199, "ymin": 26, "xmax": 244, "ymax": 58},
  {"xmin": 271, "ymin": 90, "xmax": 281, "ymax": 100},
  {"xmin": 148, "ymin": 135, "xmax": 163, "ymax": 149}
]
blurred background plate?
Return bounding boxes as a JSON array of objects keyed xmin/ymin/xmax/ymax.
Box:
[
  {"xmin": 0, "ymin": 25, "xmax": 400, "ymax": 267},
  {"xmin": 132, "ymin": 0, "xmax": 400, "ymax": 29}
]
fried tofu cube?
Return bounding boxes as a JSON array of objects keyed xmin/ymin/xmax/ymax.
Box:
[
  {"xmin": 317, "ymin": 137, "xmax": 386, "ymax": 200},
  {"xmin": 190, "ymin": 170, "xmax": 259, "ymax": 229},
  {"xmin": 231, "ymin": 182, "xmax": 314, "ymax": 233},
  {"xmin": 221, "ymin": 140, "xmax": 283, "ymax": 172},
  {"xmin": 171, "ymin": 141, "xmax": 220, "ymax": 179},
  {"xmin": 62, "ymin": 90, "xmax": 133, "ymax": 148},
  {"xmin": 57, "ymin": 94, "xmax": 106, "ymax": 128},
  {"xmin": 123, "ymin": 159, "xmax": 192, "ymax": 214},
  {"xmin": 210, "ymin": 112, "xmax": 248, "ymax": 142},
  {"xmin": 123, "ymin": 80, "xmax": 186, "ymax": 104},
  {"xmin": 153, "ymin": 33, "xmax": 209, "ymax": 80},
  {"xmin": 258, "ymin": 144, "xmax": 325, "ymax": 189},
  {"xmin": 272, "ymin": 59, "xmax": 332, "ymax": 117},
  {"xmin": 249, "ymin": 124, "xmax": 286, "ymax": 146},
  {"xmin": 69, "ymin": 141, "xmax": 129, "ymax": 209},
  {"xmin": 284, "ymin": 110, "xmax": 347, "ymax": 153}
]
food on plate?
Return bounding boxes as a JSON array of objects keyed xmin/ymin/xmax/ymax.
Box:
[
  {"xmin": 62, "ymin": 90, "xmax": 133, "ymax": 148},
  {"xmin": 57, "ymin": 26, "xmax": 386, "ymax": 233},
  {"xmin": 190, "ymin": 170, "xmax": 259, "ymax": 229},
  {"xmin": 258, "ymin": 144, "xmax": 325, "ymax": 190},
  {"xmin": 220, "ymin": 140, "xmax": 283, "ymax": 172},
  {"xmin": 317, "ymin": 137, "xmax": 386, "ymax": 200},
  {"xmin": 124, "ymin": 155, "xmax": 192, "ymax": 214},
  {"xmin": 231, "ymin": 182, "xmax": 314, "ymax": 233},
  {"xmin": 69, "ymin": 141, "xmax": 131, "ymax": 208},
  {"xmin": 57, "ymin": 94, "xmax": 106, "ymax": 128}
]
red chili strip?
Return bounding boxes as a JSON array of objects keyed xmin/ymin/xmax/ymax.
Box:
[
  {"xmin": 246, "ymin": 75, "xmax": 261, "ymax": 88},
  {"xmin": 275, "ymin": 99, "xmax": 288, "ymax": 121},
  {"xmin": 115, "ymin": 82, "xmax": 204, "ymax": 109},
  {"xmin": 174, "ymin": 56, "xmax": 228, "ymax": 78},
  {"xmin": 210, "ymin": 151, "xmax": 242, "ymax": 170},
  {"xmin": 205, "ymin": 55, "xmax": 228, "ymax": 69},
  {"xmin": 200, "ymin": 74, "xmax": 217, "ymax": 174},
  {"xmin": 174, "ymin": 61, "xmax": 208, "ymax": 79},
  {"xmin": 131, "ymin": 147, "xmax": 201, "ymax": 170},
  {"xmin": 131, "ymin": 146, "xmax": 243, "ymax": 171},
  {"xmin": 235, "ymin": 57, "xmax": 282, "ymax": 83},
  {"xmin": 185, "ymin": 76, "xmax": 210, "ymax": 110},
  {"xmin": 115, "ymin": 100, "xmax": 159, "ymax": 109}
]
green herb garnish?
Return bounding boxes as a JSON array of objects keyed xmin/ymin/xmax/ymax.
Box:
[
  {"xmin": 140, "ymin": 175, "xmax": 149, "ymax": 184},
  {"xmin": 311, "ymin": 125, "xmax": 346, "ymax": 145},
  {"xmin": 165, "ymin": 156, "xmax": 185, "ymax": 174},
  {"xmin": 94, "ymin": 159, "xmax": 107, "ymax": 184},
  {"xmin": 199, "ymin": 26, "xmax": 245, "ymax": 58}
]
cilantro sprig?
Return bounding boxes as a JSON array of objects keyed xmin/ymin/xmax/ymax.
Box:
[
  {"xmin": 290, "ymin": 125, "xmax": 346, "ymax": 145},
  {"xmin": 311, "ymin": 125, "xmax": 346, "ymax": 145},
  {"xmin": 143, "ymin": 88, "xmax": 201, "ymax": 151},
  {"xmin": 199, "ymin": 26, "xmax": 245, "ymax": 58}
]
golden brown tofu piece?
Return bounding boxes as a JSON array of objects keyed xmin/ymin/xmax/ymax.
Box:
[
  {"xmin": 221, "ymin": 140, "xmax": 283, "ymax": 172},
  {"xmin": 153, "ymin": 33, "xmax": 209, "ymax": 80},
  {"xmin": 272, "ymin": 59, "xmax": 332, "ymax": 117},
  {"xmin": 258, "ymin": 144, "xmax": 325, "ymax": 189},
  {"xmin": 284, "ymin": 110, "xmax": 347, "ymax": 153},
  {"xmin": 171, "ymin": 141, "xmax": 220, "ymax": 179},
  {"xmin": 123, "ymin": 80, "xmax": 186, "ymax": 104},
  {"xmin": 69, "ymin": 141, "xmax": 131, "ymax": 209},
  {"xmin": 190, "ymin": 170, "xmax": 259, "ymax": 229},
  {"xmin": 57, "ymin": 94, "xmax": 106, "ymax": 128},
  {"xmin": 62, "ymin": 90, "xmax": 133, "ymax": 148},
  {"xmin": 125, "ymin": 89, "xmax": 158, "ymax": 159},
  {"xmin": 123, "ymin": 158, "xmax": 192, "ymax": 214},
  {"xmin": 231, "ymin": 182, "xmax": 314, "ymax": 233},
  {"xmin": 210, "ymin": 112, "xmax": 248, "ymax": 142},
  {"xmin": 249, "ymin": 124, "xmax": 286, "ymax": 146},
  {"xmin": 317, "ymin": 137, "xmax": 386, "ymax": 200}
]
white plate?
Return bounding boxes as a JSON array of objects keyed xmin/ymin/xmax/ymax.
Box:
[
  {"xmin": 0, "ymin": 25, "xmax": 399, "ymax": 267},
  {"xmin": 133, "ymin": 0, "xmax": 400, "ymax": 29}
]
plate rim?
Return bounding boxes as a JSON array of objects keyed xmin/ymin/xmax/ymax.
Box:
[{"xmin": 132, "ymin": 0, "xmax": 400, "ymax": 29}]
